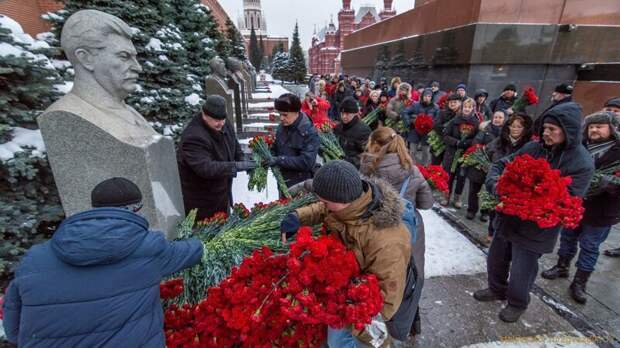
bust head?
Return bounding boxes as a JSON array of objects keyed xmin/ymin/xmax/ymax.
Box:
[
  {"xmin": 61, "ymin": 10, "xmax": 142, "ymax": 100},
  {"xmin": 209, "ymin": 56, "xmax": 228, "ymax": 78},
  {"xmin": 226, "ymin": 57, "xmax": 242, "ymax": 73}
]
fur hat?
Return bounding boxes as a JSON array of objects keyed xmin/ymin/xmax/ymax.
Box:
[{"xmin": 583, "ymin": 111, "xmax": 620, "ymax": 140}]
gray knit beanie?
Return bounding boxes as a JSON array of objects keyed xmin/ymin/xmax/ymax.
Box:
[{"xmin": 312, "ymin": 160, "xmax": 363, "ymax": 203}]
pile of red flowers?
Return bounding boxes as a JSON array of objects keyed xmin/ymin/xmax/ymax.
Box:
[
  {"xmin": 414, "ymin": 114, "xmax": 434, "ymax": 135},
  {"xmin": 496, "ymin": 154, "xmax": 583, "ymax": 229},
  {"xmin": 313, "ymin": 118, "xmax": 336, "ymax": 133},
  {"xmin": 198, "ymin": 212, "xmax": 229, "ymax": 227},
  {"xmin": 417, "ymin": 164, "xmax": 450, "ymax": 194},
  {"xmin": 252, "ymin": 198, "xmax": 291, "ymax": 212},
  {"xmin": 160, "ymin": 278, "xmax": 184, "ymax": 300},
  {"xmin": 162, "ymin": 228, "xmax": 383, "ymax": 347}
]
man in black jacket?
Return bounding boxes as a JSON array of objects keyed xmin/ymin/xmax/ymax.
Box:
[
  {"xmin": 533, "ymin": 83, "xmax": 574, "ymax": 133},
  {"xmin": 177, "ymin": 95, "xmax": 256, "ymax": 220},
  {"xmin": 431, "ymin": 93, "xmax": 461, "ymax": 165},
  {"xmin": 490, "ymin": 84, "xmax": 517, "ymax": 114},
  {"xmin": 334, "ymin": 97, "xmax": 371, "ymax": 169},
  {"xmin": 541, "ymin": 111, "xmax": 620, "ymax": 303},
  {"xmin": 270, "ymin": 93, "xmax": 320, "ymax": 188},
  {"xmin": 474, "ymin": 102, "xmax": 594, "ymax": 323}
]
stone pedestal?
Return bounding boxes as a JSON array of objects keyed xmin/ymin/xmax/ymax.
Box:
[
  {"xmin": 38, "ymin": 100, "xmax": 184, "ymax": 238},
  {"xmin": 234, "ymin": 71, "xmax": 249, "ymax": 118},
  {"xmin": 205, "ymin": 75, "xmax": 235, "ymax": 129},
  {"xmin": 227, "ymin": 75, "xmax": 244, "ymax": 132}
]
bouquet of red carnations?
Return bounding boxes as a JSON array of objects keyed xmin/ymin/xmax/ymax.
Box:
[
  {"xmin": 459, "ymin": 144, "xmax": 491, "ymax": 172},
  {"xmin": 163, "ymin": 227, "xmax": 383, "ymax": 348},
  {"xmin": 414, "ymin": 113, "xmax": 434, "ymax": 135},
  {"xmin": 314, "ymin": 119, "xmax": 345, "ymax": 163},
  {"xmin": 511, "ymin": 87, "xmax": 539, "ymax": 113},
  {"xmin": 248, "ymin": 134, "xmax": 290, "ymax": 198},
  {"xmin": 450, "ymin": 123, "xmax": 476, "ymax": 174},
  {"xmin": 496, "ymin": 154, "xmax": 584, "ymax": 229},
  {"xmin": 417, "ymin": 164, "xmax": 450, "ymax": 194}
]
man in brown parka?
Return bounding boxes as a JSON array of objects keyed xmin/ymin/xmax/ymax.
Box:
[{"xmin": 280, "ymin": 160, "xmax": 411, "ymax": 347}]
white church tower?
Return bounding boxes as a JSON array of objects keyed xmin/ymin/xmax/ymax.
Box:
[{"xmin": 238, "ymin": 0, "xmax": 268, "ymax": 37}]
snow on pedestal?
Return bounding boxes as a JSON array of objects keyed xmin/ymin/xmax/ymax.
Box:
[{"xmin": 232, "ymin": 170, "xmax": 280, "ymax": 209}]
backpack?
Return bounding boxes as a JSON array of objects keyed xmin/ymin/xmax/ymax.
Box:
[{"xmin": 399, "ymin": 175, "xmax": 418, "ymax": 244}]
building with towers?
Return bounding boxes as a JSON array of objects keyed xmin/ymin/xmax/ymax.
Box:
[
  {"xmin": 308, "ymin": 0, "xmax": 397, "ymax": 75},
  {"xmin": 237, "ymin": 0, "xmax": 288, "ymax": 62}
]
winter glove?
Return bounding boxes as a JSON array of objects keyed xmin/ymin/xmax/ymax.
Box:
[
  {"xmin": 280, "ymin": 212, "xmax": 300, "ymax": 242},
  {"xmin": 289, "ymin": 179, "xmax": 313, "ymax": 196},
  {"xmin": 262, "ymin": 157, "xmax": 278, "ymax": 168},
  {"xmin": 597, "ymin": 174, "xmax": 620, "ymax": 195},
  {"xmin": 235, "ymin": 161, "xmax": 257, "ymax": 172}
]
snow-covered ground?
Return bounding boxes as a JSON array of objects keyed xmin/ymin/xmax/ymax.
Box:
[
  {"xmin": 462, "ymin": 330, "xmax": 597, "ymax": 347},
  {"xmin": 251, "ymin": 83, "xmax": 290, "ymax": 99}
]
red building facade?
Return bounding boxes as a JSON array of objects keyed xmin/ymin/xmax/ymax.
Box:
[{"xmin": 308, "ymin": 0, "xmax": 397, "ymax": 75}]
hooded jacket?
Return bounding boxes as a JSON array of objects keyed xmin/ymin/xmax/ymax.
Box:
[
  {"xmin": 403, "ymin": 99, "xmax": 440, "ymax": 144},
  {"xmin": 474, "ymin": 89, "xmax": 492, "ymax": 121},
  {"xmin": 486, "ymin": 102, "xmax": 595, "ymax": 254},
  {"xmin": 2, "ymin": 208, "xmax": 203, "ymax": 347},
  {"xmin": 295, "ymin": 178, "xmax": 411, "ymax": 321}
]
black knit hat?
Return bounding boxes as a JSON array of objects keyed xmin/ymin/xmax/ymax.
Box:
[
  {"xmin": 91, "ymin": 177, "xmax": 142, "ymax": 208},
  {"xmin": 202, "ymin": 95, "xmax": 227, "ymax": 120},
  {"xmin": 339, "ymin": 97, "xmax": 359, "ymax": 113},
  {"xmin": 503, "ymin": 84, "xmax": 517, "ymax": 92},
  {"xmin": 312, "ymin": 160, "xmax": 363, "ymax": 203},
  {"xmin": 274, "ymin": 93, "xmax": 302, "ymax": 112},
  {"xmin": 554, "ymin": 83, "xmax": 573, "ymax": 95}
]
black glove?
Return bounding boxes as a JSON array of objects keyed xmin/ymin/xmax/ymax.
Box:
[
  {"xmin": 262, "ymin": 157, "xmax": 278, "ymax": 167},
  {"xmin": 599, "ymin": 174, "xmax": 619, "ymax": 194},
  {"xmin": 235, "ymin": 161, "xmax": 257, "ymax": 172},
  {"xmin": 280, "ymin": 212, "xmax": 300, "ymax": 240}
]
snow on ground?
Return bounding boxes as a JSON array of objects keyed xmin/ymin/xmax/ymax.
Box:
[
  {"xmin": 422, "ymin": 208, "xmax": 487, "ymax": 278},
  {"xmin": 251, "ymin": 83, "xmax": 290, "ymax": 99},
  {"xmin": 232, "ymin": 170, "xmax": 280, "ymax": 209},
  {"xmin": 0, "ymin": 127, "xmax": 45, "ymax": 161},
  {"xmin": 461, "ymin": 330, "xmax": 598, "ymax": 347},
  {"xmin": 248, "ymin": 101, "xmax": 275, "ymax": 108}
]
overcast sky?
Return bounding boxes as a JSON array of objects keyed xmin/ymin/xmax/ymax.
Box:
[{"xmin": 219, "ymin": 0, "xmax": 415, "ymax": 50}]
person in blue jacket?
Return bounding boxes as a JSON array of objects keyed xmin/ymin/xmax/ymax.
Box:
[
  {"xmin": 268, "ymin": 93, "xmax": 321, "ymax": 189},
  {"xmin": 403, "ymin": 88, "xmax": 439, "ymax": 165},
  {"xmin": 2, "ymin": 177, "xmax": 203, "ymax": 347}
]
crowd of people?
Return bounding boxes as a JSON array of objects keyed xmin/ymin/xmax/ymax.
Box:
[{"xmin": 3, "ymin": 71, "xmax": 619, "ymax": 346}]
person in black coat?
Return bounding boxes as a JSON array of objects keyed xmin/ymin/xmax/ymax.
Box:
[
  {"xmin": 533, "ymin": 83, "xmax": 574, "ymax": 133},
  {"xmin": 403, "ymin": 88, "xmax": 439, "ymax": 165},
  {"xmin": 177, "ymin": 96, "xmax": 256, "ymax": 221},
  {"xmin": 474, "ymin": 89, "xmax": 492, "ymax": 121},
  {"xmin": 465, "ymin": 110, "xmax": 506, "ymax": 221},
  {"xmin": 431, "ymin": 93, "xmax": 462, "ymax": 165},
  {"xmin": 483, "ymin": 113, "xmax": 533, "ymax": 239},
  {"xmin": 490, "ymin": 84, "xmax": 518, "ymax": 114},
  {"xmin": 474, "ymin": 102, "xmax": 594, "ymax": 323},
  {"xmin": 270, "ymin": 93, "xmax": 321, "ymax": 188},
  {"xmin": 441, "ymin": 98, "xmax": 480, "ymax": 208},
  {"xmin": 541, "ymin": 111, "xmax": 620, "ymax": 304},
  {"xmin": 334, "ymin": 97, "xmax": 372, "ymax": 169},
  {"xmin": 329, "ymin": 81, "xmax": 353, "ymax": 121}
]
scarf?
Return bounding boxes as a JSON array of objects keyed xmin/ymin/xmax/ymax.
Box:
[{"xmin": 587, "ymin": 140, "xmax": 615, "ymax": 161}]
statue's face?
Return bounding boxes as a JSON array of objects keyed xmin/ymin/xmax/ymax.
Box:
[{"xmin": 91, "ymin": 35, "xmax": 142, "ymax": 98}]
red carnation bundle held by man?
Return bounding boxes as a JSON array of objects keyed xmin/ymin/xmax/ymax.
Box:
[{"xmin": 474, "ymin": 102, "xmax": 594, "ymax": 323}]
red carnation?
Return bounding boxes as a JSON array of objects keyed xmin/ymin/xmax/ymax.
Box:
[{"xmin": 414, "ymin": 114, "xmax": 434, "ymax": 135}]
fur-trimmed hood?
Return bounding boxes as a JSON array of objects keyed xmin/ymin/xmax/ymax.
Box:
[{"xmin": 363, "ymin": 176, "xmax": 404, "ymax": 229}]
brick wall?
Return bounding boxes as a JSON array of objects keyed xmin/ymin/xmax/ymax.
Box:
[
  {"xmin": 0, "ymin": 0, "xmax": 60, "ymax": 36},
  {"xmin": 201, "ymin": 0, "xmax": 231, "ymax": 32}
]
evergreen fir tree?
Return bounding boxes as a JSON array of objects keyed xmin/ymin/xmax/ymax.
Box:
[
  {"xmin": 259, "ymin": 34, "xmax": 265, "ymax": 65},
  {"xmin": 248, "ymin": 26, "xmax": 261, "ymax": 70},
  {"xmin": 287, "ymin": 22, "xmax": 306, "ymax": 83},
  {"xmin": 0, "ymin": 15, "xmax": 64, "ymax": 282},
  {"xmin": 271, "ymin": 51, "xmax": 290, "ymax": 81},
  {"xmin": 226, "ymin": 18, "xmax": 246, "ymax": 60}
]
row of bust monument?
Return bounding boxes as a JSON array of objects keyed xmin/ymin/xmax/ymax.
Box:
[{"xmin": 38, "ymin": 9, "xmax": 256, "ymax": 238}]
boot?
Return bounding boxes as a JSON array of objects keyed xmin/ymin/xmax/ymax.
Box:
[
  {"xmin": 465, "ymin": 211, "xmax": 475, "ymax": 220},
  {"xmin": 440, "ymin": 193, "xmax": 450, "ymax": 206},
  {"xmin": 569, "ymin": 269, "xmax": 591, "ymax": 304},
  {"xmin": 473, "ymin": 288, "xmax": 506, "ymax": 302},
  {"xmin": 604, "ymin": 247, "xmax": 620, "ymax": 258},
  {"xmin": 453, "ymin": 194, "xmax": 462, "ymax": 209},
  {"xmin": 499, "ymin": 305, "xmax": 525, "ymax": 323},
  {"xmin": 541, "ymin": 256, "xmax": 571, "ymax": 280}
]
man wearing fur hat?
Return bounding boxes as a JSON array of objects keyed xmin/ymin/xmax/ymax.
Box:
[
  {"xmin": 280, "ymin": 160, "xmax": 414, "ymax": 347},
  {"xmin": 269, "ymin": 93, "xmax": 320, "ymax": 188},
  {"xmin": 334, "ymin": 97, "xmax": 372, "ymax": 169},
  {"xmin": 177, "ymin": 95, "xmax": 255, "ymax": 220},
  {"xmin": 542, "ymin": 111, "xmax": 620, "ymax": 302}
]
